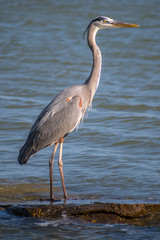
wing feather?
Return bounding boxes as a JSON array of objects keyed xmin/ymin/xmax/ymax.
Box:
[{"xmin": 26, "ymin": 95, "xmax": 82, "ymax": 152}]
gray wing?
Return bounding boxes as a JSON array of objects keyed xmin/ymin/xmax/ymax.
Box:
[
  {"xmin": 18, "ymin": 95, "xmax": 82, "ymax": 164},
  {"xmin": 29, "ymin": 85, "xmax": 83, "ymax": 135},
  {"xmin": 32, "ymin": 95, "xmax": 83, "ymax": 151}
]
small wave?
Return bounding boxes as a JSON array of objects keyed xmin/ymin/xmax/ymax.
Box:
[{"xmin": 36, "ymin": 211, "xmax": 70, "ymax": 227}]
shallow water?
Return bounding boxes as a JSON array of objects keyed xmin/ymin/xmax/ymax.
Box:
[{"xmin": 0, "ymin": 0, "xmax": 160, "ymax": 239}]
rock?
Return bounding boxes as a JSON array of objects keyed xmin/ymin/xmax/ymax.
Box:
[{"xmin": 2, "ymin": 202, "xmax": 160, "ymax": 226}]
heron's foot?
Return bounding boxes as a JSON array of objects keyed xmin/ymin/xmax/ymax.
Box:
[
  {"xmin": 64, "ymin": 194, "xmax": 68, "ymax": 199},
  {"xmin": 50, "ymin": 198, "xmax": 61, "ymax": 202}
]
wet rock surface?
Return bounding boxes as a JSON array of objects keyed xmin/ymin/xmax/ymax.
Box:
[{"xmin": 1, "ymin": 202, "xmax": 160, "ymax": 226}]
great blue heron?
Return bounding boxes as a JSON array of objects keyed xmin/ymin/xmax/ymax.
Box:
[{"xmin": 18, "ymin": 16, "xmax": 139, "ymax": 201}]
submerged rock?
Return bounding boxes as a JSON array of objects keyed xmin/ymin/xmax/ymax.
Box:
[{"xmin": 2, "ymin": 202, "xmax": 160, "ymax": 226}]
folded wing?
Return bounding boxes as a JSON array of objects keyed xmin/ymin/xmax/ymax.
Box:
[{"xmin": 18, "ymin": 95, "xmax": 83, "ymax": 164}]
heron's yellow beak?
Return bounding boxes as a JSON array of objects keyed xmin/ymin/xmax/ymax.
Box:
[{"xmin": 113, "ymin": 21, "xmax": 139, "ymax": 28}]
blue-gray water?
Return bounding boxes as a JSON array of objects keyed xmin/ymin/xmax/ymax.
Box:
[{"xmin": 0, "ymin": 0, "xmax": 160, "ymax": 239}]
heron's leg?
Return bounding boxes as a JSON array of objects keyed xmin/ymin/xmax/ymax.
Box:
[
  {"xmin": 58, "ymin": 138, "xmax": 68, "ymax": 199},
  {"xmin": 49, "ymin": 142, "xmax": 59, "ymax": 201}
]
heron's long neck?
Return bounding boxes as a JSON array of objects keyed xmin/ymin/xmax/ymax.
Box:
[{"xmin": 85, "ymin": 25, "xmax": 102, "ymax": 105}]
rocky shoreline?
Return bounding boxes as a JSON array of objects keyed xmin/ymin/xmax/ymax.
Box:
[{"xmin": 1, "ymin": 202, "xmax": 160, "ymax": 226}]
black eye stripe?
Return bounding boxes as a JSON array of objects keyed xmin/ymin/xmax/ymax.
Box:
[{"xmin": 94, "ymin": 16, "xmax": 106, "ymax": 22}]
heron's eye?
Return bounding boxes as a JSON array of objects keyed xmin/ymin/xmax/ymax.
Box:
[{"xmin": 103, "ymin": 20, "xmax": 107, "ymax": 23}]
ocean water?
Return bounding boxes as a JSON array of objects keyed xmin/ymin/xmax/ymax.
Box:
[{"xmin": 0, "ymin": 0, "xmax": 160, "ymax": 239}]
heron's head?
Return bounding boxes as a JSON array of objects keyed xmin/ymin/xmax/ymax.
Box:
[{"xmin": 83, "ymin": 16, "xmax": 139, "ymax": 38}]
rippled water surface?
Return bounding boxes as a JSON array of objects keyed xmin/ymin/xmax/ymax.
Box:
[{"xmin": 0, "ymin": 0, "xmax": 160, "ymax": 239}]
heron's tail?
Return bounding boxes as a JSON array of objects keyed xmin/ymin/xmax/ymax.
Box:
[{"xmin": 18, "ymin": 140, "xmax": 36, "ymax": 165}]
